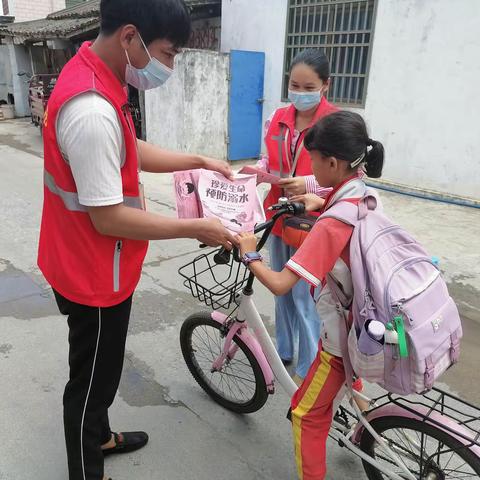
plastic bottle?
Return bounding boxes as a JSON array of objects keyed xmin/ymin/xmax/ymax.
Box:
[{"xmin": 367, "ymin": 320, "xmax": 386, "ymax": 342}]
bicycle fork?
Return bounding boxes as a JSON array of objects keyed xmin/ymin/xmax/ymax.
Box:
[
  {"xmin": 210, "ymin": 319, "xmax": 244, "ymax": 372},
  {"xmin": 210, "ymin": 308, "xmax": 277, "ymax": 394}
]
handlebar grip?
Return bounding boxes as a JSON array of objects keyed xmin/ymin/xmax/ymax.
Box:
[
  {"xmin": 214, "ymin": 248, "xmax": 231, "ymax": 265},
  {"xmin": 291, "ymin": 202, "xmax": 306, "ymax": 216}
]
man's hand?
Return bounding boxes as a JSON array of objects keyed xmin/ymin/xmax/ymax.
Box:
[
  {"xmin": 137, "ymin": 141, "xmax": 234, "ymax": 177},
  {"xmin": 196, "ymin": 218, "xmax": 237, "ymax": 249},
  {"xmin": 278, "ymin": 176, "xmax": 307, "ymax": 196},
  {"xmin": 237, "ymin": 232, "xmax": 258, "ymax": 256},
  {"xmin": 201, "ymin": 156, "xmax": 234, "ymax": 180},
  {"xmin": 290, "ymin": 193, "xmax": 326, "ymax": 212}
]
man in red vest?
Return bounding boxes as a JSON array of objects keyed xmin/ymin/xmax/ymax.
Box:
[{"xmin": 37, "ymin": 1, "xmax": 235, "ymax": 478}]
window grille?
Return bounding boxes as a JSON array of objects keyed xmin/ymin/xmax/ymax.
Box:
[{"xmin": 283, "ymin": 0, "xmax": 377, "ymax": 107}]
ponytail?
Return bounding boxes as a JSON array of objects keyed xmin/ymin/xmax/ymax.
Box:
[
  {"xmin": 305, "ymin": 111, "xmax": 385, "ymax": 179},
  {"xmin": 365, "ymin": 139, "xmax": 384, "ymax": 179}
]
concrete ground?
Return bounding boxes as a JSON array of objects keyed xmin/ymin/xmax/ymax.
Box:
[{"xmin": 0, "ymin": 118, "xmax": 479, "ymax": 480}]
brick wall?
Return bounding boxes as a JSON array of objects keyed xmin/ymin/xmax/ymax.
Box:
[{"xmin": 10, "ymin": 0, "xmax": 66, "ymax": 22}]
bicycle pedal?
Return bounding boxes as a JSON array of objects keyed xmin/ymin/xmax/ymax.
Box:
[{"xmin": 333, "ymin": 409, "xmax": 351, "ymax": 429}]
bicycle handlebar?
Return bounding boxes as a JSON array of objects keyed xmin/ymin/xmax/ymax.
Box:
[{"xmin": 212, "ymin": 201, "xmax": 306, "ymax": 265}]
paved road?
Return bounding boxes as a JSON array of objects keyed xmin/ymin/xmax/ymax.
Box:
[{"xmin": 1, "ymin": 119, "xmax": 479, "ymax": 480}]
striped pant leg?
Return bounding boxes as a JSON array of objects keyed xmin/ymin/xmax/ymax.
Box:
[
  {"xmin": 291, "ymin": 349, "xmax": 346, "ymax": 480},
  {"xmin": 54, "ymin": 291, "xmax": 132, "ymax": 480}
]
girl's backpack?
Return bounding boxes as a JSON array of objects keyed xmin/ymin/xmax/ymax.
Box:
[{"xmin": 323, "ymin": 193, "xmax": 462, "ymax": 395}]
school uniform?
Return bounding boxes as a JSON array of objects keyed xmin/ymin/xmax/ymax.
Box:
[
  {"xmin": 286, "ymin": 177, "xmax": 366, "ymax": 480},
  {"xmin": 259, "ymin": 98, "xmax": 337, "ymax": 378}
]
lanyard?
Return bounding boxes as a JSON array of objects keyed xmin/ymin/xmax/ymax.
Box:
[{"xmin": 279, "ymin": 127, "xmax": 305, "ymax": 179}]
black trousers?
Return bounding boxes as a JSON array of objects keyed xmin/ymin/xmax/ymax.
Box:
[{"xmin": 54, "ymin": 290, "xmax": 133, "ymax": 480}]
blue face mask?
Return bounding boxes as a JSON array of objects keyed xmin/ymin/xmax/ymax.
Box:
[
  {"xmin": 125, "ymin": 33, "xmax": 173, "ymax": 91},
  {"xmin": 288, "ymin": 90, "xmax": 322, "ymax": 112}
]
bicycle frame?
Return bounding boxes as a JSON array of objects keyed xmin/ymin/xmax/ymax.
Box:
[
  {"xmin": 210, "ymin": 295, "xmax": 419, "ymax": 480},
  {"xmin": 208, "ymin": 288, "xmax": 480, "ymax": 480},
  {"xmin": 187, "ymin": 202, "xmax": 480, "ymax": 479}
]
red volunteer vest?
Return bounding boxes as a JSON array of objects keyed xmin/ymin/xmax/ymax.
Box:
[
  {"xmin": 263, "ymin": 98, "xmax": 337, "ymax": 236},
  {"xmin": 38, "ymin": 42, "xmax": 148, "ymax": 307}
]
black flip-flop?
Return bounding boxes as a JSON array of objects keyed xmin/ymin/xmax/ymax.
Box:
[{"xmin": 103, "ymin": 431, "xmax": 149, "ymax": 456}]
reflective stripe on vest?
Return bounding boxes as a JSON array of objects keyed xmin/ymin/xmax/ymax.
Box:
[{"xmin": 44, "ymin": 170, "xmax": 143, "ymax": 211}]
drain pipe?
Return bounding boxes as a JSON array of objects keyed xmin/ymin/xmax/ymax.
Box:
[{"xmin": 365, "ymin": 180, "xmax": 480, "ymax": 210}]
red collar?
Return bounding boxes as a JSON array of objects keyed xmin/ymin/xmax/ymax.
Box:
[
  {"xmin": 321, "ymin": 174, "xmax": 364, "ymax": 213},
  {"xmin": 77, "ymin": 42, "xmax": 127, "ymax": 106}
]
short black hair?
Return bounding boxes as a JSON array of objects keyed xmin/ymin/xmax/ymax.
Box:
[
  {"xmin": 290, "ymin": 49, "xmax": 330, "ymax": 82},
  {"xmin": 305, "ymin": 111, "xmax": 385, "ymax": 179},
  {"xmin": 100, "ymin": 0, "xmax": 192, "ymax": 48}
]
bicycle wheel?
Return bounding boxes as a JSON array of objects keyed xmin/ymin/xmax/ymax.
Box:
[
  {"xmin": 180, "ymin": 312, "xmax": 269, "ymax": 414},
  {"xmin": 360, "ymin": 416, "xmax": 480, "ymax": 479}
]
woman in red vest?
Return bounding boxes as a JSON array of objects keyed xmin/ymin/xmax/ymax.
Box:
[{"xmin": 258, "ymin": 50, "xmax": 337, "ymax": 383}]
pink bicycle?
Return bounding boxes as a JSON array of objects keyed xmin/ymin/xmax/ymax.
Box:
[{"xmin": 179, "ymin": 201, "xmax": 480, "ymax": 479}]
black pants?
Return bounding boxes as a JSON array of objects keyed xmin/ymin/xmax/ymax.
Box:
[{"xmin": 54, "ymin": 290, "xmax": 133, "ymax": 480}]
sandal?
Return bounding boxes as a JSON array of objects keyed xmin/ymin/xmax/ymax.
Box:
[{"xmin": 102, "ymin": 431, "xmax": 149, "ymax": 456}]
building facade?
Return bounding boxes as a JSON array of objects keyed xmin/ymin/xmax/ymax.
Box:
[
  {"xmin": 220, "ymin": 0, "xmax": 480, "ymax": 201},
  {"xmin": 1, "ymin": 0, "xmax": 66, "ymax": 22}
]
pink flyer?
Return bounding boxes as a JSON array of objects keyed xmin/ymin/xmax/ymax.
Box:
[
  {"xmin": 238, "ymin": 166, "xmax": 281, "ymax": 185},
  {"xmin": 174, "ymin": 169, "xmax": 265, "ymax": 233},
  {"xmin": 174, "ymin": 170, "xmax": 203, "ymax": 219},
  {"xmin": 198, "ymin": 170, "xmax": 265, "ymax": 234}
]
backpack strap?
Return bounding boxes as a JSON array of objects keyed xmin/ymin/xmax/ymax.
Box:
[
  {"xmin": 321, "ymin": 192, "xmax": 379, "ymax": 226},
  {"xmin": 326, "ymin": 274, "xmax": 355, "ymax": 388},
  {"xmin": 320, "ymin": 200, "xmax": 360, "ymax": 226}
]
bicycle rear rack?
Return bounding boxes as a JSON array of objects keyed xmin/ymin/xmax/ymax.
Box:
[{"xmin": 374, "ymin": 386, "xmax": 480, "ymax": 449}]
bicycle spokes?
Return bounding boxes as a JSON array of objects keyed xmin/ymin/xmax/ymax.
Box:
[
  {"xmin": 190, "ymin": 324, "xmax": 258, "ymax": 404},
  {"xmin": 373, "ymin": 426, "xmax": 477, "ymax": 478}
]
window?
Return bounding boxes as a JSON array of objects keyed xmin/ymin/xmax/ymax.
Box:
[
  {"xmin": 2, "ymin": 0, "xmax": 9, "ymax": 15},
  {"xmin": 283, "ymin": 0, "xmax": 377, "ymax": 107}
]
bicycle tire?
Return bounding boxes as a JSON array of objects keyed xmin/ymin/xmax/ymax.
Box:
[
  {"xmin": 180, "ymin": 312, "xmax": 269, "ymax": 414},
  {"xmin": 360, "ymin": 416, "xmax": 480, "ymax": 479}
]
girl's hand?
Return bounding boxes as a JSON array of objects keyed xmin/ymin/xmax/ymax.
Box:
[
  {"xmin": 237, "ymin": 232, "xmax": 258, "ymax": 256},
  {"xmin": 290, "ymin": 193, "xmax": 326, "ymax": 213},
  {"xmin": 278, "ymin": 176, "xmax": 307, "ymax": 196}
]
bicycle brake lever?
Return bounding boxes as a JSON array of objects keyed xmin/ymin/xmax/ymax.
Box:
[{"xmin": 233, "ymin": 247, "xmax": 241, "ymax": 263}]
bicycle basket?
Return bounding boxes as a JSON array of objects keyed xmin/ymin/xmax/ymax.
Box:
[{"xmin": 178, "ymin": 249, "xmax": 249, "ymax": 310}]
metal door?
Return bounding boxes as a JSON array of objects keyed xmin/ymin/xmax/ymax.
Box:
[{"xmin": 228, "ymin": 50, "xmax": 265, "ymax": 161}]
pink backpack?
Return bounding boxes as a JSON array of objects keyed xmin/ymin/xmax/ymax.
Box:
[{"xmin": 323, "ymin": 193, "xmax": 462, "ymax": 395}]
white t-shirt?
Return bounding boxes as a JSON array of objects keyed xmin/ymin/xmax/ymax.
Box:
[{"xmin": 56, "ymin": 92, "xmax": 127, "ymax": 207}]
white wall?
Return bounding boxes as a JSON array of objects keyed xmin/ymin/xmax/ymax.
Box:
[
  {"xmin": 188, "ymin": 17, "xmax": 222, "ymax": 51},
  {"xmin": 9, "ymin": 0, "xmax": 65, "ymax": 22},
  {"xmin": 0, "ymin": 45, "xmax": 13, "ymax": 102},
  {"xmin": 6, "ymin": 38, "xmax": 31, "ymax": 116},
  {"xmin": 220, "ymin": 0, "xmax": 480, "ymax": 200},
  {"xmin": 221, "ymin": 0, "xmax": 288, "ymax": 128},
  {"xmin": 361, "ymin": 0, "xmax": 480, "ymax": 200},
  {"xmin": 145, "ymin": 49, "xmax": 230, "ymax": 160}
]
